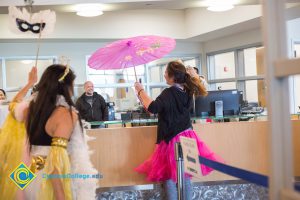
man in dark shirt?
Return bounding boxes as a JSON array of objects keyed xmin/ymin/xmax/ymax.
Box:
[{"xmin": 76, "ymin": 81, "xmax": 108, "ymax": 127}]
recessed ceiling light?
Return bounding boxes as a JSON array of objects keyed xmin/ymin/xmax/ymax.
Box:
[{"xmin": 75, "ymin": 4, "xmax": 103, "ymax": 17}]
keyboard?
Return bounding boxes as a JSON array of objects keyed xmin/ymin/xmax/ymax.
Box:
[{"xmin": 241, "ymin": 107, "xmax": 264, "ymax": 114}]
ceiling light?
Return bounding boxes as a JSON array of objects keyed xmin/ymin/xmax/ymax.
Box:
[
  {"xmin": 75, "ymin": 4, "xmax": 103, "ymax": 17},
  {"xmin": 205, "ymin": 0, "xmax": 236, "ymax": 12}
]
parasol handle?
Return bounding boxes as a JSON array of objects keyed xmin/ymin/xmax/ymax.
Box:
[
  {"xmin": 133, "ymin": 65, "xmax": 138, "ymax": 82},
  {"xmin": 34, "ymin": 21, "xmax": 43, "ymax": 67}
]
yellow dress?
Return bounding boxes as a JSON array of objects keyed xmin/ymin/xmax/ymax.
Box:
[
  {"xmin": 26, "ymin": 137, "xmax": 73, "ymax": 200},
  {"xmin": 0, "ymin": 103, "xmax": 73, "ymax": 200},
  {"xmin": 0, "ymin": 102, "xmax": 27, "ymax": 200}
]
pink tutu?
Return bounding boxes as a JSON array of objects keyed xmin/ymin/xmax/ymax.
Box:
[{"xmin": 135, "ymin": 129, "xmax": 223, "ymax": 182}]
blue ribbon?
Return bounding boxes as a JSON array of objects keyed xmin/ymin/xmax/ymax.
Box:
[
  {"xmin": 199, "ymin": 156, "xmax": 269, "ymax": 188},
  {"xmin": 295, "ymin": 182, "xmax": 300, "ymax": 192}
]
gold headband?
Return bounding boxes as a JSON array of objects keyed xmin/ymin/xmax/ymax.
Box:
[
  {"xmin": 57, "ymin": 56, "xmax": 70, "ymax": 82},
  {"xmin": 58, "ymin": 65, "xmax": 70, "ymax": 82}
]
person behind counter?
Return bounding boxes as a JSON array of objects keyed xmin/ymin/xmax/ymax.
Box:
[
  {"xmin": 186, "ymin": 66, "xmax": 209, "ymax": 90},
  {"xmin": 0, "ymin": 89, "xmax": 6, "ymax": 100},
  {"xmin": 134, "ymin": 61, "xmax": 223, "ymax": 200},
  {"xmin": 76, "ymin": 81, "xmax": 108, "ymax": 128}
]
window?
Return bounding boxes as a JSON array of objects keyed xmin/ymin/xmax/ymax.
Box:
[
  {"xmin": 149, "ymin": 66, "xmax": 161, "ymax": 82},
  {"xmin": 239, "ymin": 47, "xmax": 260, "ymax": 103},
  {"xmin": 1, "ymin": 57, "xmax": 56, "ymax": 99},
  {"xmin": 245, "ymin": 80, "xmax": 259, "ymax": 102},
  {"xmin": 291, "ymin": 43, "xmax": 300, "ymax": 113},
  {"xmin": 207, "ymin": 46, "xmax": 263, "ymax": 105},
  {"xmin": 244, "ymin": 47, "xmax": 258, "ymax": 76},
  {"xmin": 86, "ymin": 55, "xmax": 146, "ymax": 108},
  {"xmin": 146, "ymin": 56, "xmax": 200, "ymax": 98},
  {"xmin": 87, "ymin": 65, "xmax": 145, "ymax": 85},
  {"xmin": 210, "ymin": 52, "xmax": 236, "ymax": 79},
  {"xmin": 5, "ymin": 59, "xmax": 54, "ymax": 89}
]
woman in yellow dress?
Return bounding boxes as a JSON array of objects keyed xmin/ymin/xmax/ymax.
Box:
[
  {"xmin": 0, "ymin": 67, "xmax": 37, "ymax": 200},
  {"xmin": 0, "ymin": 64, "xmax": 98, "ymax": 200}
]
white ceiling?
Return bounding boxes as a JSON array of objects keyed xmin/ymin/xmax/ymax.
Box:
[
  {"xmin": 0, "ymin": 0, "xmax": 261, "ymax": 14},
  {"xmin": 1, "ymin": 0, "xmax": 299, "ymax": 41}
]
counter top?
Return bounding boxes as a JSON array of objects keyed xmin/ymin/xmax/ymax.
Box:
[{"xmin": 88, "ymin": 114, "xmax": 300, "ymax": 127}]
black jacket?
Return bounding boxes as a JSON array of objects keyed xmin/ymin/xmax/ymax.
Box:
[
  {"xmin": 148, "ymin": 86, "xmax": 192, "ymax": 144},
  {"xmin": 76, "ymin": 92, "xmax": 108, "ymax": 122}
]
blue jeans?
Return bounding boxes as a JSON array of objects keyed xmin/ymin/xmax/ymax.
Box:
[{"xmin": 164, "ymin": 178, "xmax": 193, "ymax": 200}]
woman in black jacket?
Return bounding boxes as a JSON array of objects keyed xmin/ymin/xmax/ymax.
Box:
[{"xmin": 134, "ymin": 61, "xmax": 223, "ymax": 200}]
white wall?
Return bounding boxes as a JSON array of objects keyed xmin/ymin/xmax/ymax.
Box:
[
  {"xmin": 0, "ymin": 9, "xmax": 186, "ymax": 39},
  {"xmin": 184, "ymin": 5, "xmax": 262, "ymax": 38},
  {"xmin": 0, "ymin": 5, "xmax": 263, "ymax": 40},
  {"xmin": 202, "ymin": 29, "xmax": 262, "ymax": 54}
]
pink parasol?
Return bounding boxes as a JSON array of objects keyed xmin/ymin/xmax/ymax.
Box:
[{"xmin": 88, "ymin": 35, "xmax": 176, "ymax": 80}]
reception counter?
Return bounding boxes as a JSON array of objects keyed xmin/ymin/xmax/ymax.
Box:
[{"xmin": 87, "ymin": 120, "xmax": 300, "ymax": 188}]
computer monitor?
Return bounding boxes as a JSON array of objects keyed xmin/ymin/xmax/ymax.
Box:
[{"xmin": 195, "ymin": 89, "xmax": 241, "ymax": 117}]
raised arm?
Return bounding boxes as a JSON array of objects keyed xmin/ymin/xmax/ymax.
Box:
[
  {"xmin": 134, "ymin": 82, "xmax": 167, "ymax": 114},
  {"xmin": 10, "ymin": 67, "xmax": 37, "ymax": 121}
]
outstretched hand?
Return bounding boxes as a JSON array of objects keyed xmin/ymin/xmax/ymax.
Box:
[
  {"xmin": 28, "ymin": 66, "xmax": 38, "ymax": 87},
  {"xmin": 134, "ymin": 82, "xmax": 144, "ymax": 93}
]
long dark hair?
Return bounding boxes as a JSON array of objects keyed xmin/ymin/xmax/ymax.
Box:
[
  {"xmin": 26, "ymin": 64, "xmax": 78, "ymax": 146},
  {"xmin": 166, "ymin": 61, "xmax": 208, "ymax": 97},
  {"xmin": 0, "ymin": 89, "xmax": 6, "ymax": 97}
]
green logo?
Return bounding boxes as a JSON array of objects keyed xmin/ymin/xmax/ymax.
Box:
[{"xmin": 9, "ymin": 162, "xmax": 36, "ymax": 190}]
